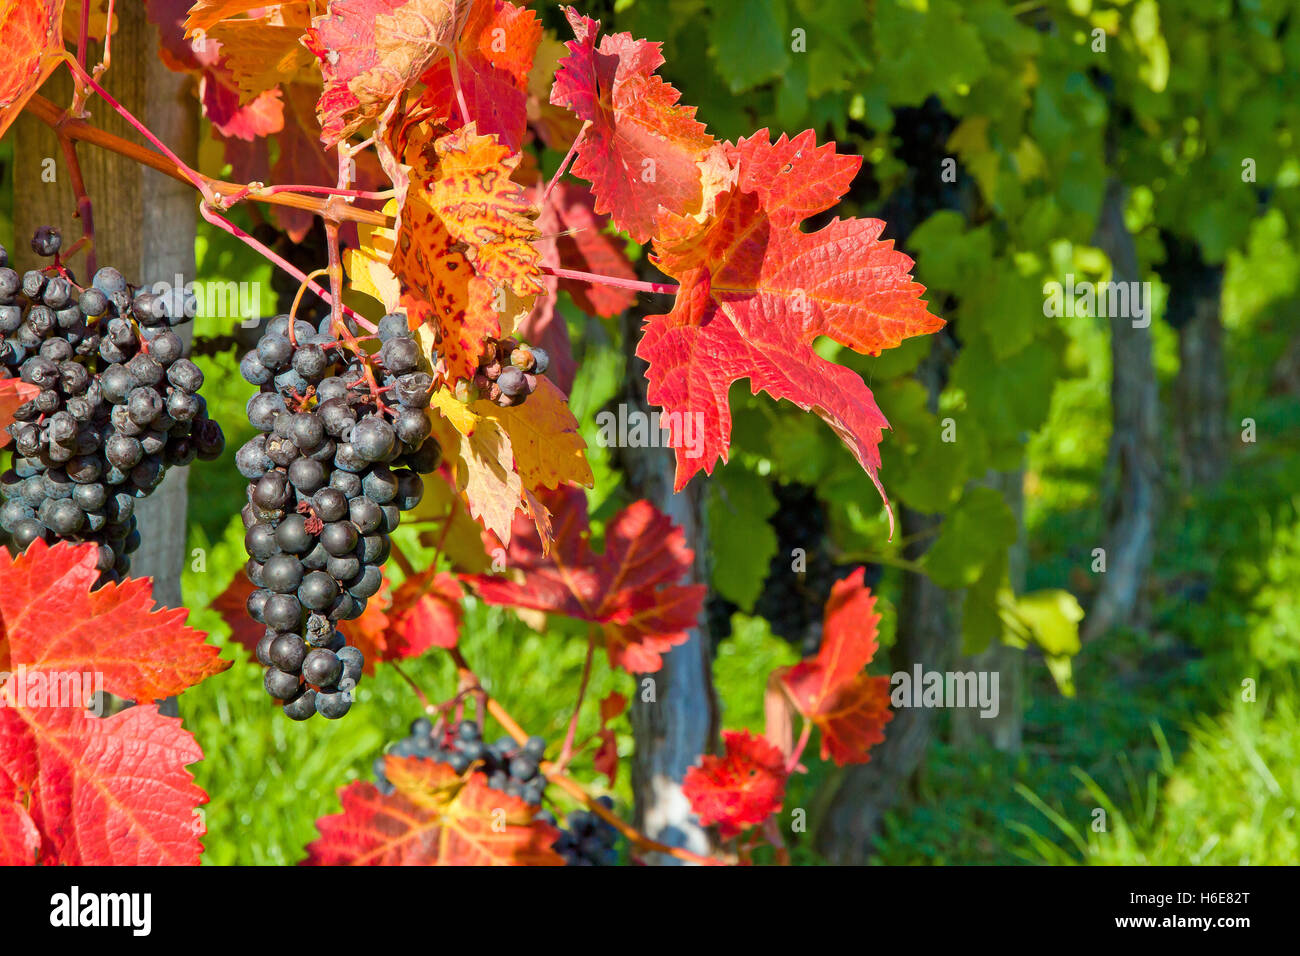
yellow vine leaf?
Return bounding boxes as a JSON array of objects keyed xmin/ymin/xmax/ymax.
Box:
[
  {"xmin": 412, "ymin": 123, "xmax": 545, "ymax": 300},
  {"xmin": 206, "ymin": 16, "xmax": 317, "ymax": 104}
]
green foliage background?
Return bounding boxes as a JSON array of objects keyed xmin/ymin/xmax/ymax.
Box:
[{"xmin": 5, "ymin": 0, "xmax": 1293, "ymax": 864}]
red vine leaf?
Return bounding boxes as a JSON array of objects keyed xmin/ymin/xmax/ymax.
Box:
[
  {"xmin": 0, "ymin": 543, "xmax": 216, "ymax": 866},
  {"xmin": 0, "ymin": 541, "xmax": 230, "ymax": 702},
  {"xmin": 201, "ymin": 73, "xmax": 284, "ymax": 140},
  {"xmin": 0, "ymin": 0, "xmax": 65, "ymax": 140},
  {"xmin": 418, "ymin": 0, "xmax": 540, "ymax": 152},
  {"xmin": 304, "ymin": 0, "xmax": 469, "ymax": 146},
  {"xmin": 682, "ymin": 729, "xmax": 787, "ymax": 840},
  {"xmin": 639, "ymin": 130, "xmax": 944, "ymax": 527},
  {"xmin": 387, "ymin": 568, "xmax": 463, "ymax": 653},
  {"xmin": 774, "ymin": 567, "xmax": 893, "ymax": 766},
  {"xmin": 463, "ymin": 486, "xmax": 704, "ymax": 673},
  {"xmin": 548, "ymin": 7, "xmax": 720, "ymax": 244},
  {"xmin": 0, "ymin": 798, "xmax": 39, "ymax": 865},
  {"xmin": 0, "ymin": 701, "xmax": 207, "ymax": 865},
  {"xmin": 303, "ymin": 756, "xmax": 563, "ymax": 865},
  {"xmin": 0, "ymin": 379, "xmax": 40, "ymax": 447},
  {"xmin": 547, "ymin": 180, "xmax": 637, "ymax": 318}
]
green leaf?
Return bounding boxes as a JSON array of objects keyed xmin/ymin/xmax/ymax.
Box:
[
  {"xmin": 922, "ymin": 486, "xmax": 1017, "ymax": 589},
  {"xmin": 871, "ymin": 0, "xmax": 991, "ymax": 105},
  {"xmin": 1013, "ymin": 589, "xmax": 1084, "ymax": 657},
  {"xmin": 960, "ymin": 557, "xmax": 1006, "ymax": 655},
  {"xmin": 877, "ymin": 379, "xmax": 973, "ymax": 513},
  {"xmin": 765, "ymin": 411, "xmax": 836, "ymax": 485},
  {"xmin": 707, "ymin": 466, "xmax": 779, "ymax": 610},
  {"xmin": 709, "ymin": 0, "xmax": 790, "ymax": 93}
]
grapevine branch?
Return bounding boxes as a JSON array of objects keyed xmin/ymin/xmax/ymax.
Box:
[
  {"xmin": 555, "ymin": 628, "xmax": 595, "ymax": 772},
  {"xmin": 56, "ymin": 133, "xmax": 96, "ymax": 274},
  {"xmin": 25, "ymin": 94, "xmax": 388, "ymax": 228}
]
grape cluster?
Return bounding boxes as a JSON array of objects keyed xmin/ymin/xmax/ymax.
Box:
[
  {"xmin": 375, "ymin": 718, "xmax": 550, "ymax": 806},
  {"xmin": 0, "ymin": 228, "xmax": 224, "ymax": 585},
  {"xmin": 239, "ymin": 312, "xmax": 441, "ymax": 720},
  {"xmin": 471, "ymin": 337, "xmax": 550, "ymax": 407},
  {"xmin": 753, "ymin": 483, "xmax": 876, "ymax": 654},
  {"xmin": 540, "ymin": 799, "xmax": 621, "ymax": 866},
  {"xmin": 375, "ymin": 717, "xmax": 623, "ymax": 864}
]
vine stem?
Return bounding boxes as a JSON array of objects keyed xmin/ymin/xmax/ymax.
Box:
[
  {"xmin": 444, "ymin": 645, "xmax": 725, "ymax": 866},
  {"xmin": 288, "ymin": 268, "xmax": 331, "ymax": 327},
  {"xmin": 25, "ymin": 94, "xmax": 388, "ymax": 227},
  {"xmin": 541, "ymin": 265, "xmax": 679, "ymax": 296},
  {"xmin": 388, "ymin": 661, "xmax": 435, "ymax": 714},
  {"xmin": 254, "ymin": 184, "xmax": 394, "ymax": 202},
  {"xmin": 541, "ymin": 121, "xmax": 589, "ymax": 205},
  {"xmin": 554, "ymin": 630, "xmax": 595, "ymax": 772},
  {"xmin": 197, "ymin": 203, "xmax": 377, "ymax": 334},
  {"xmin": 56, "ymin": 134, "xmax": 96, "ymax": 274},
  {"xmin": 62, "ymin": 56, "xmax": 214, "ymax": 204},
  {"xmin": 786, "ymin": 720, "xmax": 813, "ymax": 774}
]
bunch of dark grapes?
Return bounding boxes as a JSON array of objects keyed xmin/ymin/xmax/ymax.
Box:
[
  {"xmin": 375, "ymin": 717, "xmax": 624, "ymax": 864},
  {"xmin": 374, "ymin": 717, "xmax": 549, "ymax": 805},
  {"xmin": 540, "ymin": 798, "xmax": 621, "ymax": 866},
  {"xmin": 471, "ymin": 337, "xmax": 549, "ymax": 407},
  {"xmin": 0, "ymin": 228, "xmax": 224, "ymax": 585},
  {"xmin": 240, "ymin": 312, "xmax": 442, "ymax": 720},
  {"xmin": 753, "ymin": 483, "xmax": 876, "ymax": 655}
]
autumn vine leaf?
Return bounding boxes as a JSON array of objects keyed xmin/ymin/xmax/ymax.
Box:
[
  {"xmin": 427, "ymin": 386, "xmax": 525, "ymax": 544},
  {"xmin": 774, "ymin": 567, "xmax": 893, "ymax": 766},
  {"xmin": 204, "ymin": 8, "xmax": 317, "ymax": 104},
  {"xmin": 304, "ymin": 756, "xmax": 563, "ymax": 865},
  {"xmin": 0, "ymin": 703, "xmax": 208, "ymax": 865},
  {"xmin": 682, "ymin": 729, "xmax": 788, "ymax": 840},
  {"xmin": 370, "ymin": 120, "xmax": 544, "ymax": 381},
  {"xmin": 386, "ymin": 568, "xmax": 463, "ymax": 653},
  {"xmin": 0, "ymin": 540, "xmax": 230, "ymax": 700},
  {"xmin": 420, "ymin": 370, "xmax": 591, "ymax": 546},
  {"xmin": 0, "ymin": 0, "xmax": 67, "ymax": 139},
  {"xmin": 549, "ymin": 7, "xmax": 725, "ymax": 244},
  {"xmin": 0, "ymin": 542, "xmax": 226, "ymax": 865},
  {"xmin": 416, "ymin": 123, "xmax": 544, "ymax": 300},
  {"xmin": 640, "ymin": 130, "xmax": 944, "ymax": 529},
  {"xmin": 464, "ymin": 486, "xmax": 705, "ymax": 672},
  {"xmin": 182, "ymin": 0, "xmax": 284, "ymax": 36},
  {"xmin": 417, "ymin": 0, "xmax": 540, "ymax": 151},
  {"xmin": 303, "ymin": 0, "xmax": 470, "ymax": 146}
]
